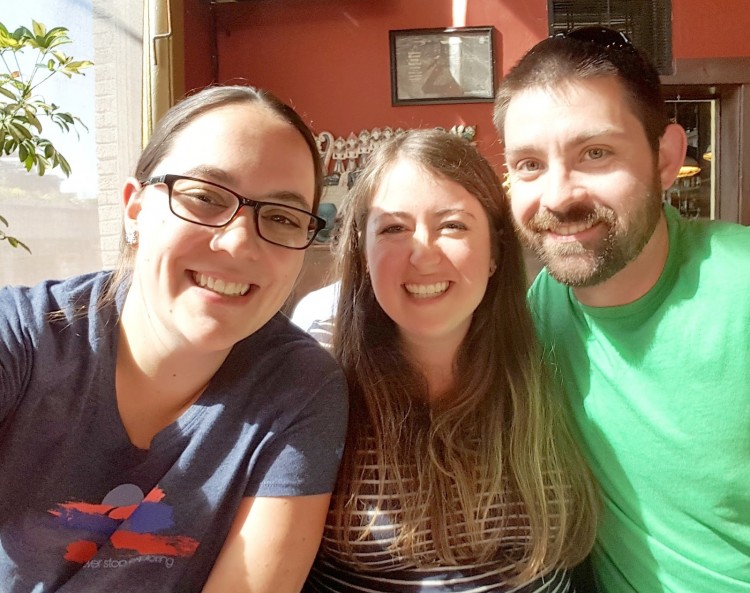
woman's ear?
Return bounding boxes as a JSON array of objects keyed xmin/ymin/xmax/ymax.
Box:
[
  {"xmin": 122, "ymin": 177, "xmax": 144, "ymax": 232},
  {"xmin": 657, "ymin": 123, "xmax": 688, "ymax": 191}
]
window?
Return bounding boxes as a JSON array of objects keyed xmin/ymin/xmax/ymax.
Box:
[
  {"xmin": 548, "ymin": 0, "xmax": 673, "ymax": 75},
  {"xmin": 0, "ymin": 0, "xmax": 142, "ymax": 287},
  {"xmin": 665, "ymin": 98, "xmax": 716, "ymax": 220},
  {"xmin": 663, "ymin": 58, "xmax": 750, "ymax": 225}
]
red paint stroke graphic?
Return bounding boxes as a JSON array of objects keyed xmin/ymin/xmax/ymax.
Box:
[
  {"xmin": 65, "ymin": 540, "xmax": 98, "ymax": 563},
  {"xmin": 144, "ymin": 487, "xmax": 166, "ymax": 503},
  {"xmin": 111, "ymin": 531, "xmax": 199, "ymax": 557}
]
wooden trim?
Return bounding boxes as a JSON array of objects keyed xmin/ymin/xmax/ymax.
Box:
[
  {"xmin": 172, "ymin": 0, "xmax": 185, "ymax": 100},
  {"xmin": 662, "ymin": 57, "xmax": 750, "ymax": 85}
]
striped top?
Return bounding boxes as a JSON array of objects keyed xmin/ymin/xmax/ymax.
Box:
[
  {"xmin": 306, "ymin": 317, "xmax": 335, "ymax": 350},
  {"xmin": 305, "ymin": 440, "xmax": 574, "ymax": 593}
]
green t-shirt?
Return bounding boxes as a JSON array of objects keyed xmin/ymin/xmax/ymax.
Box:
[{"xmin": 529, "ymin": 205, "xmax": 750, "ymax": 593}]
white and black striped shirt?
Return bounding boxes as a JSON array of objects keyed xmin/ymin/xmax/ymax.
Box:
[{"xmin": 305, "ymin": 442, "xmax": 574, "ymax": 593}]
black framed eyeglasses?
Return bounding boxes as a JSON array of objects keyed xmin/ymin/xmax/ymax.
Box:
[
  {"xmin": 560, "ymin": 26, "xmax": 635, "ymax": 52},
  {"xmin": 141, "ymin": 174, "xmax": 326, "ymax": 250}
]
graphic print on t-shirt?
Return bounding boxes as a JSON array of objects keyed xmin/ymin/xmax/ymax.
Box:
[{"xmin": 46, "ymin": 483, "xmax": 199, "ymax": 568}]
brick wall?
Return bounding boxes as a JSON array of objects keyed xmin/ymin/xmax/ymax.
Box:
[{"xmin": 93, "ymin": 0, "xmax": 142, "ymax": 269}]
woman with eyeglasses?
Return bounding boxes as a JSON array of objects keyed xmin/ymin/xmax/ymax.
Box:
[
  {"xmin": 0, "ymin": 86, "xmax": 348, "ymax": 593},
  {"xmin": 303, "ymin": 129, "xmax": 598, "ymax": 593}
]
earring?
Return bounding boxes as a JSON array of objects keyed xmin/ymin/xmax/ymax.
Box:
[{"xmin": 125, "ymin": 229, "xmax": 139, "ymax": 247}]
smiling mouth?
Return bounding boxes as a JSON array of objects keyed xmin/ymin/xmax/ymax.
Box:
[
  {"xmin": 550, "ymin": 219, "xmax": 598, "ymax": 236},
  {"xmin": 193, "ymin": 272, "xmax": 251, "ymax": 297},
  {"xmin": 404, "ymin": 281, "xmax": 450, "ymax": 299}
]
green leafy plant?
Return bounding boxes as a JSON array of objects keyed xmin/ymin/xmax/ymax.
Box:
[
  {"xmin": 0, "ymin": 212, "xmax": 32, "ymax": 251},
  {"xmin": 0, "ymin": 19, "xmax": 93, "ymax": 252}
]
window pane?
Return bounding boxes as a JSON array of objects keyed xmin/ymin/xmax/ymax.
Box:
[
  {"xmin": 0, "ymin": 0, "xmax": 142, "ymax": 287},
  {"xmin": 0, "ymin": 1, "xmax": 99, "ymax": 286},
  {"xmin": 665, "ymin": 99, "xmax": 716, "ymax": 220}
]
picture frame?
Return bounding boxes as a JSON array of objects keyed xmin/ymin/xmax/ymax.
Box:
[{"xmin": 389, "ymin": 26, "xmax": 496, "ymax": 106}]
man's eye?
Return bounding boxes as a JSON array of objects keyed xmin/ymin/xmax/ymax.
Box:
[
  {"xmin": 586, "ymin": 148, "xmax": 608, "ymax": 160},
  {"xmin": 517, "ymin": 160, "xmax": 541, "ymax": 172}
]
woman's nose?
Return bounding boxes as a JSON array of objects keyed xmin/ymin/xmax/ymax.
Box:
[
  {"xmin": 209, "ymin": 209, "xmax": 263, "ymax": 259},
  {"xmin": 409, "ymin": 229, "xmax": 441, "ymax": 270}
]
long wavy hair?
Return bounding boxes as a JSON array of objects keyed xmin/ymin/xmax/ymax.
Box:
[{"xmin": 330, "ymin": 129, "xmax": 597, "ymax": 582}]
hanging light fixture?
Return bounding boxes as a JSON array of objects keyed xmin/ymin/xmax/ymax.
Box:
[
  {"xmin": 677, "ymin": 156, "xmax": 701, "ymax": 178},
  {"xmin": 671, "ymin": 100, "xmax": 702, "ymax": 178}
]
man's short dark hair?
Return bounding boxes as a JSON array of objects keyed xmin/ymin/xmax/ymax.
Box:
[{"xmin": 493, "ymin": 32, "xmax": 668, "ymax": 153}]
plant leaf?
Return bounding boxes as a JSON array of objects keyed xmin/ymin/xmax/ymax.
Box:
[
  {"xmin": 0, "ymin": 18, "xmax": 91, "ymax": 180},
  {"xmin": 58, "ymin": 152, "xmax": 71, "ymax": 177},
  {"xmin": 8, "ymin": 122, "xmax": 32, "ymax": 140},
  {"xmin": 26, "ymin": 111, "xmax": 42, "ymax": 133},
  {"xmin": 6, "ymin": 235, "xmax": 32, "ymax": 253},
  {"xmin": 64, "ymin": 60, "xmax": 94, "ymax": 74},
  {"xmin": 32, "ymin": 20, "xmax": 46, "ymax": 38}
]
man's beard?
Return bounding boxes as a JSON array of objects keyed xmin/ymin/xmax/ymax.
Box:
[{"xmin": 515, "ymin": 176, "xmax": 663, "ymax": 288}]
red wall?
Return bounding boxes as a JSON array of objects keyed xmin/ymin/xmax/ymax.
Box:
[
  {"xmin": 672, "ymin": 0, "xmax": 750, "ymax": 58},
  {"xmin": 183, "ymin": 0, "xmax": 750, "ymax": 170}
]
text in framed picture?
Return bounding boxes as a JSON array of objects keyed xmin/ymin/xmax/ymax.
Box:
[{"xmin": 389, "ymin": 26, "xmax": 496, "ymax": 106}]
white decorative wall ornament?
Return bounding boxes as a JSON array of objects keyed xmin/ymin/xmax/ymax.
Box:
[{"xmin": 315, "ymin": 124, "xmax": 477, "ymax": 196}]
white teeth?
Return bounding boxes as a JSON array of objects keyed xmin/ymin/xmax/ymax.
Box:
[
  {"xmin": 193, "ymin": 272, "xmax": 250, "ymax": 297},
  {"xmin": 554, "ymin": 220, "xmax": 595, "ymax": 236},
  {"xmin": 404, "ymin": 281, "xmax": 449, "ymax": 298}
]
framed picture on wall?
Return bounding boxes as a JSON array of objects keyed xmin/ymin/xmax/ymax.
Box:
[{"xmin": 389, "ymin": 26, "xmax": 496, "ymax": 106}]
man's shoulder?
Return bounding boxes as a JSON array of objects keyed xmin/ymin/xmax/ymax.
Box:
[
  {"xmin": 703, "ymin": 217, "xmax": 750, "ymax": 245},
  {"xmin": 668, "ymin": 204, "xmax": 750, "ymax": 245},
  {"xmin": 526, "ymin": 269, "xmax": 574, "ymax": 335},
  {"xmin": 527, "ymin": 269, "xmax": 570, "ymax": 308},
  {"xmin": 672, "ymin": 211, "xmax": 750, "ymax": 272}
]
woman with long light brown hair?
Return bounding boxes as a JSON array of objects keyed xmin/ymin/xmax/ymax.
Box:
[{"xmin": 305, "ymin": 129, "xmax": 598, "ymax": 592}]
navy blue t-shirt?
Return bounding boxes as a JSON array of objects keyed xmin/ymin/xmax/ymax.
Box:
[{"xmin": 0, "ymin": 272, "xmax": 348, "ymax": 592}]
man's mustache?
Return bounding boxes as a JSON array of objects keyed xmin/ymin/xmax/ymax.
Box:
[{"xmin": 526, "ymin": 204, "xmax": 616, "ymax": 233}]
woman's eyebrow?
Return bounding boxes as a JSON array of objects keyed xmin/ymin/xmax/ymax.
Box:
[
  {"xmin": 261, "ymin": 190, "xmax": 312, "ymax": 210},
  {"xmin": 435, "ymin": 208, "xmax": 476, "ymax": 220},
  {"xmin": 182, "ymin": 165, "xmax": 233, "ymax": 183},
  {"xmin": 180, "ymin": 166, "xmax": 312, "ymax": 210}
]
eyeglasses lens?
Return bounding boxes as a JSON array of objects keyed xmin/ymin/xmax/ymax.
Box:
[
  {"xmin": 168, "ymin": 177, "xmax": 317, "ymax": 248},
  {"xmin": 170, "ymin": 178, "xmax": 237, "ymax": 226},
  {"xmin": 256, "ymin": 204, "xmax": 318, "ymax": 249}
]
